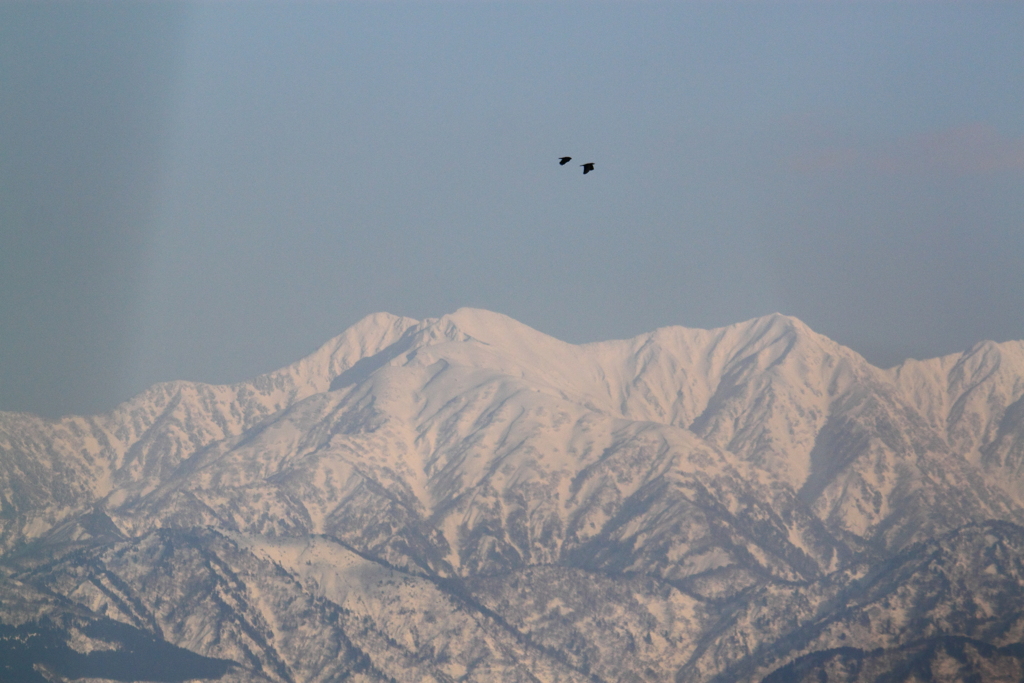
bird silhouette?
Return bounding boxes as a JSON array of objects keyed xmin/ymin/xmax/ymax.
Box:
[
  {"xmin": 581, "ymin": 162, "xmax": 595, "ymax": 174},
  {"xmin": 559, "ymin": 157, "xmax": 572, "ymax": 165}
]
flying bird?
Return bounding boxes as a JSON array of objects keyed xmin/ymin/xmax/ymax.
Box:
[
  {"xmin": 559, "ymin": 156, "xmax": 572, "ymax": 165},
  {"xmin": 581, "ymin": 162, "xmax": 595, "ymax": 174}
]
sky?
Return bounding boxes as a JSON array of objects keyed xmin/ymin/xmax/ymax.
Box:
[{"xmin": 2, "ymin": 1, "xmax": 1023, "ymax": 418}]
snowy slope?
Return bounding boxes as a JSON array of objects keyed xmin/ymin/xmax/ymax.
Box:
[{"xmin": 889, "ymin": 340, "xmax": 1024, "ymax": 503}]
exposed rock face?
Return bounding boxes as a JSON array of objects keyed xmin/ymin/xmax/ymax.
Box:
[{"xmin": 3, "ymin": 308, "xmax": 1024, "ymax": 682}]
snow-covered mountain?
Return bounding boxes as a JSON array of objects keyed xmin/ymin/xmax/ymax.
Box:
[{"xmin": 3, "ymin": 308, "xmax": 1024, "ymax": 682}]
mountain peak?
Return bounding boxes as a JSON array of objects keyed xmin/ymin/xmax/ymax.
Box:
[
  {"xmin": 423, "ymin": 307, "xmax": 568, "ymax": 350},
  {"xmin": 287, "ymin": 311, "xmax": 419, "ymax": 390}
]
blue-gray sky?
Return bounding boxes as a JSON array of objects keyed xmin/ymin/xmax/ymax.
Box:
[{"xmin": 2, "ymin": 1, "xmax": 1023, "ymax": 418}]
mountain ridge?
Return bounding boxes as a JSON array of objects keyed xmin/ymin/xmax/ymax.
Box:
[{"xmin": 3, "ymin": 309, "xmax": 1024, "ymax": 682}]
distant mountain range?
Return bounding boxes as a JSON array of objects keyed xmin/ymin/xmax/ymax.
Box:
[{"xmin": 3, "ymin": 308, "xmax": 1024, "ymax": 682}]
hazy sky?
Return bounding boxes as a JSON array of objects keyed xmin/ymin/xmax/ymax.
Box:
[{"xmin": 2, "ymin": 2, "xmax": 1023, "ymax": 418}]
